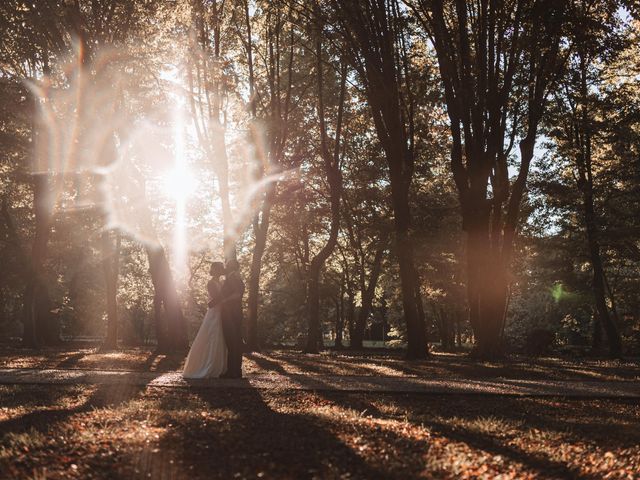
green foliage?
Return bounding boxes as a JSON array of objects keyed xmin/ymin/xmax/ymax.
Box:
[{"xmin": 0, "ymin": 1, "xmax": 639, "ymax": 354}]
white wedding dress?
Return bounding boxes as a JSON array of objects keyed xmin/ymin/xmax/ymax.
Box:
[{"xmin": 183, "ymin": 281, "xmax": 227, "ymax": 379}]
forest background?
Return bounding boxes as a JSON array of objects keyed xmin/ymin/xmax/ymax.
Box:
[{"xmin": 1, "ymin": 0, "xmax": 639, "ymax": 359}]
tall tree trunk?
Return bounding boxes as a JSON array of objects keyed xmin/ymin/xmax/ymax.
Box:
[
  {"xmin": 244, "ymin": 7, "xmax": 295, "ymax": 352},
  {"xmin": 582, "ymin": 188, "xmax": 621, "ymax": 357},
  {"xmin": 465, "ymin": 216, "xmax": 509, "ymax": 357},
  {"xmin": 23, "ymin": 174, "xmax": 55, "ymax": 347},
  {"xmin": 305, "ymin": 272, "xmax": 323, "ymax": 353},
  {"xmin": 332, "ymin": 0, "xmax": 427, "ymax": 359},
  {"xmin": 246, "ymin": 194, "xmax": 272, "ymax": 352},
  {"xmin": 101, "ymin": 230, "xmax": 120, "ymax": 350},
  {"xmin": 188, "ymin": 0, "xmax": 237, "ymax": 263},
  {"xmin": 463, "ymin": 132, "xmax": 535, "ymax": 358},
  {"xmin": 391, "ymin": 180, "xmax": 427, "ymax": 358},
  {"xmin": 214, "ymin": 133, "xmax": 237, "ymax": 263},
  {"xmin": 304, "ymin": 29, "xmax": 345, "ymax": 354},
  {"xmin": 334, "ymin": 284, "xmax": 344, "ymax": 348},
  {"xmin": 244, "ymin": 1, "xmax": 262, "ymax": 350},
  {"xmin": 346, "ymin": 280, "xmax": 355, "ymax": 345},
  {"xmin": 416, "ymin": 277, "xmax": 427, "ymax": 343},
  {"xmin": 576, "ymin": 53, "xmax": 622, "ymax": 358},
  {"xmin": 121, "ymin": 159, "xmax": 188, "ymax": 354},
  {"xmin": 591, "ymin": 311, "xmax": 603, "ymax": 351},
  {"xmin": 351, "ymin": 239, "xmax": 386, "ymax": 350},
  {"xmin": 2, "ymin": 195, "xmax": 47, "ymax": 348},
  {"xmin": 146, "ymin": 246, "xmax": 188, "ymax": 353},
  {"xmin": 421, "ymin": 0, "xmax": 566, "ymax": 359}
]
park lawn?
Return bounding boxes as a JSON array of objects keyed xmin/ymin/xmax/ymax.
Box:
[
  {"xmin": 1, "ymin": 345, "xmax": 640, "ymax": 381},
  {"xmin": 0, "ymin": 383, "xmax": 638, "ymax": 479}
]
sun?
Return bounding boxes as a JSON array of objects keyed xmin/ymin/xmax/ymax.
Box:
[{"xmin": 163, "ymin": 165, "xmax": 197, "ymax": 200}]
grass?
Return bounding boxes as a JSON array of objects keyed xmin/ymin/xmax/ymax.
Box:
[
  {"xmin": 0, "ymin": 384, "xmax": 638, "ymax": 479},
  {"xmin": 1, "ymin": 345, "xmax": 639, "ymax": 478},
  {"xmin": 2, "ymin": 344, "xmax": 639, "ymax": 381}
]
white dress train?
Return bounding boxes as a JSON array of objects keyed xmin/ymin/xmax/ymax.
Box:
[{"xmin": 182, "ymin": 303, "xmax": 227, "ymax": 379}]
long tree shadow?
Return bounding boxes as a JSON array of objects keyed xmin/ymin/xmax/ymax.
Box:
[
  {"xmin": 426, "ymin": 418, "xmax": 587, "ymax": 478},
  {"xmin": 160, "ymin": 384, "xmax": 389, "ymax": 479},
  {"xmin": 0, "ymin": 384, "xmax": 86, "ymax": 411},
  {"xmin": 55, "ymin": 351, "xmax": 88, "ymax": 369},
  {"xmin": 245, "ymin": 352, "xmax": 289, "ymax": 375},
  {"xmin": 274, "ymin": 349, "xmax": 640, "ymax": 382},
  {"xmin": 488, "ymin": 397, "xmax": 640, "ymax": 448},
  {"xmin": 0, "ymin": 382, "xmax": 144, "ymax": 437},
  {"xmin": 319, "ymin": 393, "xmax": 577, "ymax": 478},
  {"xmin": 321, "ymin": 392, "xmax": 639, "ymax": 479},
  {"xmin": 272, "ymin": 352, "xmax": 371, "ymax": 376}
]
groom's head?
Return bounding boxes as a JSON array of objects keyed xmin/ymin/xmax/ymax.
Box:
[
  {"xmin": 209, "ymin": 261, "xmax": 225, "ymax": 277},
  {"xmin": 225, "ymin": 259, "xmax": 240, "ymax": 274}
]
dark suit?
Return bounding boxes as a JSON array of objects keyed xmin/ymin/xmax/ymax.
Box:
[{"xmin": 221, "ymin": 271, "xmax": 245, "ymax": 377}]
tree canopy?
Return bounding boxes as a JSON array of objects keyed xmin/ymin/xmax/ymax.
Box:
[{"xmin": 1, "ymin": 0, "xmax": 639, "ymax": 358}]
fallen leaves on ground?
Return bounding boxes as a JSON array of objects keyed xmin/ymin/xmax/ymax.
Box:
[{"xmin": 1, "ymin": 384, "xmax": 639, "ymax": 479}]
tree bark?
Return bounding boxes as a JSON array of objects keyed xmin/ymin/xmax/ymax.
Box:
[
  {"xmin": 582, "ymin": 181, "xmax": 622, "ymax": 357},
  {"xmin": 575, "ymin": 51, "xmax": 622, "ymax": 357},
  {"xmin": 215, "ymin": 137, "xmax": 237, "ymax": 263},
  {"xmin": 334, "ymin": 282, "xmax": 344, "ymax": 348},
  {"xmin": 246, "ymin": 203, "xmax": 270, "ymax": 351},
  {"xmin": 245, "ymin": 9, "xmax": 295, "ymax": 352},
  {"xmin": 244, "ymin": 0, "xmax": 261, "ymax": 351},
  {"xmin": 303, "ymin": 28, "xmax": 346, "ymax": 353},
  {"xmin": 188, "ymin": 0, "xmax": 237, "ymax": 263},
  {"xmin": 23, "ymin": 174, "xmax": 55, "ymax": 347},
  {"xmin": 101, "ymin": 230, "xmax": 120, "ymax": 350},
  {"xmin": 418, "ymin": 0, "xmax": 567, "ymax": 359},
  {"xmin": 333, "ymin": 0, "xmax": 427, "ymax": 359},
  {"xmin": 464, "ymin": 212, "xmax": 509, "ymax": 357},
  {"xmin": 591, "ymin": 311, "xmax": 603, "ymax": 351},
  {"xmin": 351, "ymin": 239, "xmax": 386, "ymax": 350},
  {"xmin": 146, "ymin": 246, "xmax": 188, "ymax": 353}
]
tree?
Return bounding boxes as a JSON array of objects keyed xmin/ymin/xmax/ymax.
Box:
[
  {"xmin": 303, "ymin": 17, "xmax": 346, "ymax": 352},
  {"xmin": 186, "ymin": 0, "xmax": 237, "ymax": 262},
  {"xmin": 349, "ymin": 235, "xmax": 387, "ymax": 349},
  {"xmin": 241, "ymin": 1, "xmax": 298, "ymax": 352},
  {"xmin": 412, "ymin": 0, "xmax": 569, "ymax": 357},
  {"xmin": 0, "ymin": 0, "xmax": 63, "ymax": 346},
  {"xmin": 545, "ymin": 1, "xmax": 633, "ymax": 356},
  {"xmin": 101, "ymin": 231, "xmax": 120, "ymax": 349},
  {"xmin": 331, "ymin": 0, "xmax": 428, "ymax": 359}
]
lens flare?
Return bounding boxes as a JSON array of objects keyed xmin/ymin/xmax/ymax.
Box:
[
  {"xmin": 27, "ymin": 42, "xmax": 302, "ymax": 278},
  {"xmin": 162, "ymin": 166, "xmax": 196, "ymax": 201},
  {"xmin": 551, "ymin": 283, "xmax": 566, "ymax": 303},
  {"xmin": 169, "ymin": 100, "xmax": 193, "ymax": 283}
]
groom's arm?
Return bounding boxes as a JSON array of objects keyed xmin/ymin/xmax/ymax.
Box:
[
  {"xmin": 207, "ymin": 281, "xmax": 222, "ymax": 308},
  {"xmin": 220, "ymin": 276, "xmax": 245, "ymax": 306}
]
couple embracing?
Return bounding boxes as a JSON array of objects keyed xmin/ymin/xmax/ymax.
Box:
[{"xmin": 183, "ymin": 259, "xmax": 245, "ymax": 379}]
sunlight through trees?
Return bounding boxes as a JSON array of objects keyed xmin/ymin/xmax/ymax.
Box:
[{"xmin": 1, "ymin": 0, "xmax": 639, "ymax": 358}]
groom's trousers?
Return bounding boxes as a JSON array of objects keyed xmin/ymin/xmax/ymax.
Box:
[
  {"xmin": 221, "ymin": 272, "xmax": 245, "ymax": 377},
  {"xmin": 222, "ymin": 314, "xmax": 243, "ymax": 376}
]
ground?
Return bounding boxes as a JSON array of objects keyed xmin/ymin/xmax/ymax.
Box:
[{"xmin": 1, "ymin": 345, "xmax": 639, "ymax": 479}]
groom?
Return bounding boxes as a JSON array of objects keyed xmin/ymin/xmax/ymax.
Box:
[{"xmin": 220, "ymin": 259, "xmax": 245, "ymax": 379}]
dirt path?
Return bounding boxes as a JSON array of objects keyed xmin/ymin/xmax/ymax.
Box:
[{"xmin": 1, "ymin": 367, "xmax": 638, "ymax": 397}]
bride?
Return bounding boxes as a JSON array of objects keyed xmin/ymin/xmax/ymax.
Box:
[{"xmin": 183, "ymin": 261, "xmax": 227, "ymax": 379}]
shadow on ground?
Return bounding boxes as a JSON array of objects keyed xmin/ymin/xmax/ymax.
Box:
[{"xmin": 1, "ymin": 381, "xmax": 639, "ymax": 479}]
